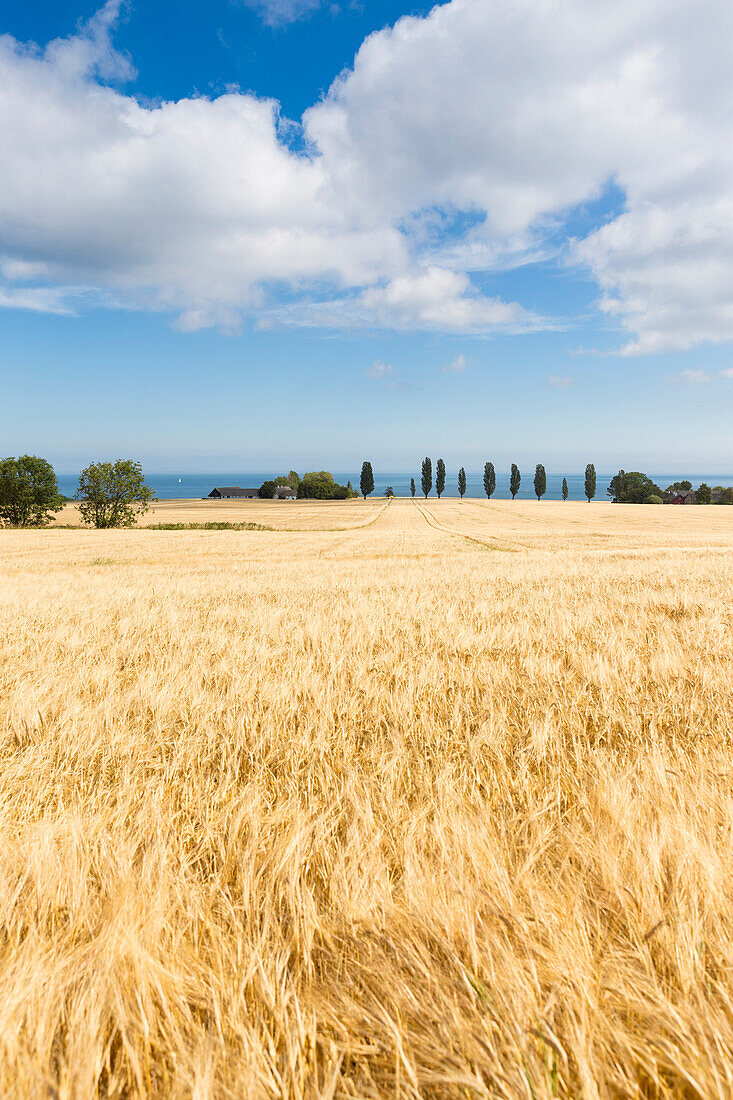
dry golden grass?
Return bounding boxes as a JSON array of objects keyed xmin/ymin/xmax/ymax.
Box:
[
  {"xmin": 2, "ymin": 498, "xmax": 733, "ymax": 1097},
  {"xmin": 54, "ymin": 497, "xmax": 383, "ymax": 531},
  {"xmin": 416, "ymin": 497, "xmax": 733, "ymax": 552}
]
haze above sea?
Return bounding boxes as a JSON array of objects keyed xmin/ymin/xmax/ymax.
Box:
[{"xmin": 56, "ymin": 471, "xmax": 733, "ymax": 502}]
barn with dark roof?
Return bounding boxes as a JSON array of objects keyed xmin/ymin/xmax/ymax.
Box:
[
  {"xmin": 208, "ymin": 486, "xmax": 259, "ymax": 499},
  {"xmin": 208, "ymin": 485, "xmax": 297, "ymax": 499}
]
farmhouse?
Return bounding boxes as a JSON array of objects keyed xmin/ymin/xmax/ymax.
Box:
[
  {"xmin": 208, "ymin": 485, "xmax": 297, "ymax": 500},
  {"xmin": 667, "ymin": 489, "xmax": 697, "ymax": 505},
  {"xmin": 208, "ymin": 487, "xmax": 259, "ymax": 499}
]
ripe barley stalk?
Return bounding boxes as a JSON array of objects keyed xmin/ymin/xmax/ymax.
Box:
[{"xmin": 1, "ymin": 498, "xmax": 732, "ymax": 1097}]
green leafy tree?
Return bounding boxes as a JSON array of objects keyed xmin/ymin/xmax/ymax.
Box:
[
  {"xmin": 483, "ymin": 461, "xmax": 496, "ymax": 499},
  {"xmin": 647, "ymin": 494, "xmax": 663, "ymax": 504},
  {"xmin": 0, "ymin": 455, "xmax": 64, "ymax": 527},
  {"xmin": 697, "ymin": 482, "xmax": 713, "ymax": 505},
  {"xmin": 510, "ymin": 464, "xmax": 521, "ymax": 500},
  {"xmin": 258, "ymin": 480, "xmax": 277, "ymax": 499},
  {"xmin": 410, "ymin": 477, "xmax": 416, "ymax": 498},
  {"xmin": 562, "ymin": 477, "xmax": 568, "ymax": 501},
  {"xmin": 534, "ymin": 463, "xmax": 546, "ymax": 501},
  {"xmin": 458, "ymin": 467, "xmax": 467, "ymax": 498},
  {"xmin": 384, "ymin": 486, "xmax": 395, "ymax": 497},
  {"xmin": 360, "ymin": 461, "xmax": 375, "ymax": 499},
  {"xmin": 421, "ymin": 457, "xmax": 432, "ymax": 498},
  {"xmin": 436, "ymin": 458, "xmax": 446, "ymax": 498},
  {"xmin": 76, "ymin": 459, "xmax": 154, "ymax": 528},
  {"xmin": 607, "ymin": 470, "xmax": 663, "ymax": 504},
  {"xmin": 584, "ymin": 463, "xmax": 596, "ymax": 502},
  {"xmin": 288, "ymin": 470, "xmax": 300, "ymax": 491},
  {"xmin": 298, "ymin": 471, "xmax": 351, "ymax": 499}
]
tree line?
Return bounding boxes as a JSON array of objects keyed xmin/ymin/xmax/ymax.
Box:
[
  {"xmin": 358, "ymin": 459, "xmax": 598, "ymax": 501},
  {"xmin": 258, "ymin": 471, "xmax": 358, "ymax": 500},
  {"xmin": 0, "ymin": 456, "xmax": 154, "ymax": 528},
  {"xmin": 360, "ymin": 462, "xmax": 729, "ymax": 504},
  {"xmin": 0, "ymin": 457, "xmax": 363, "ymax": 528},
  {"xmin": 607, "ymin": 472, "xmax": 733, "ymax": 504},
  {"xmin": 3, "ymin": 455, "xmax": 731, "ymax": 528}
]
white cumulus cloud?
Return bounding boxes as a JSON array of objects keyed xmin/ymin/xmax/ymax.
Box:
[
  {"xmin": 443, "ymin": 354, "xmax": 470, "ymax": 373},
  {"xmin": 365, "ymin": 360, "xmax": 393, "ymax": 379},
  {"xmin": 2, "ymin": 0, "xmax": 733, "ymax": 351},
  {"xmin": 257, "ymin": 269, "xmax": 539, "ymax": 333},
  {"xmin": 356, "ymin": 269, "xmax": 536, "ymax": 333},
  {"xmin": 306, "ymin": 0, "xmax": 733, "ymax": 353}
]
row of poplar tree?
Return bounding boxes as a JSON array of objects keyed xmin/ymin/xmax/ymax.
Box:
[{"xmin": 359, "ymin": 459, "xmax": 598, "ymax": 500}]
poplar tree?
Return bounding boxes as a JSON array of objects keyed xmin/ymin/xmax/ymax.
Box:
[
  {"xmin": 410, "ymin": 477, "xmax": 416, "ymax": 497},
  {"xmin": 562, "ymin": 477, "xmax": 569, "ymax": 501},
  {"xmin": 534, "ymin": 463, "xmax": 546, "ymax": 501},
  {"xmin": 421, "ymin": 457, "xmax": 432, "ymax": 498},
  {"xmin": 510, "ymin": 464, "xmax": 521, "ymax": 499},
  {"xmin": 458, "ymin": 467, "xmax": 467, "ymax": 498},
  {"xmin": 584, "ymin": 463, "xmax": 596, "ymax": 502},
  {"xmin": 436, "ymin": 458, "xmax": 446, "ymax": 498},
  {"xmin": 483, "ymin": 461, "xmax": 496, "ymax": 499},
  {"xmin": 360, "ymin": 461, "xmax": 374, "ymax": 499}
]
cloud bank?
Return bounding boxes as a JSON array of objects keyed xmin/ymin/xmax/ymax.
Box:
[{"xmin": 1, "ymin": 0, "xmax": 733, "ymax": 351}]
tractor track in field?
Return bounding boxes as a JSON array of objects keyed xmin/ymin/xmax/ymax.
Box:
[{"xmin": 410, "ymin": 498, "xmax": 521, "ymax": 552}]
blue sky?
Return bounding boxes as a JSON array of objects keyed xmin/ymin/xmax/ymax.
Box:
[{"xmin": 2, "ymin": 0, "xmax": 733, "ymax": 473}]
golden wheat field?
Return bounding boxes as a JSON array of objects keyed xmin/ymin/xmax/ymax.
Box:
[
  {"xmin": 53, "ymin": 497, "xmax": 386, "ymax": 532},
  {"xmin": 2, "ymin": 497, "xmax": 733, "ymax": 1098}
]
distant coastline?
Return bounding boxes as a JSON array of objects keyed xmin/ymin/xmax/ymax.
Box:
[{"xmin": 55, "ymin": 471, "xmax": 733, "ymax": 502}]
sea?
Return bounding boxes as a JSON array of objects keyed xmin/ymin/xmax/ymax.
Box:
[{"xmin": 56, "ymin": 471, "xmax": 733, "ymax": 502}]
